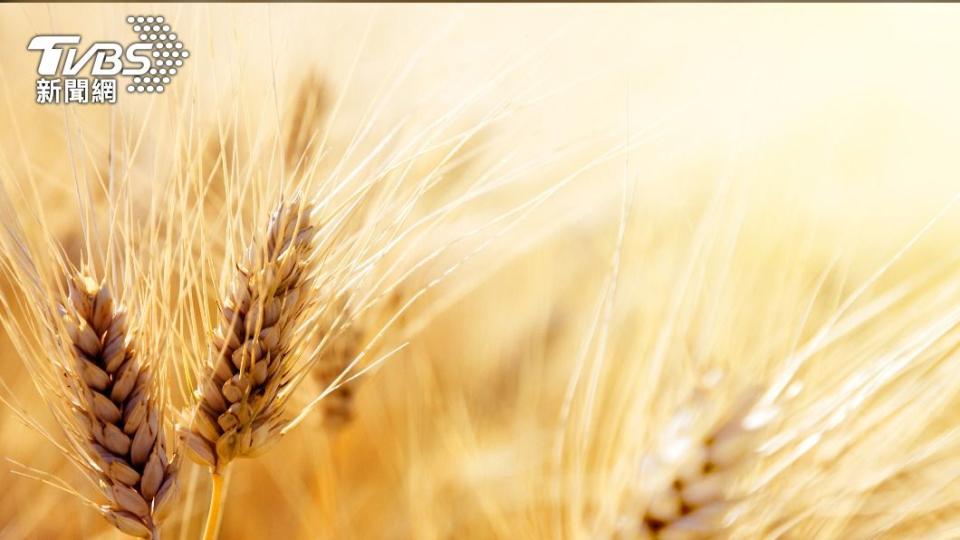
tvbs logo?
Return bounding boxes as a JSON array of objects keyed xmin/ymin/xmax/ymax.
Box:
[
  {"xmin": 28, "ymin": 15, "xmax": 189, "ymax": 105},
  {"xmin": 29, "ymin": 36, "xmax": 152, "ymax": 77}
]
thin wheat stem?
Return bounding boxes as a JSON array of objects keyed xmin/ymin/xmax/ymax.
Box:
[{"xmin": 202, "ymin": 468, "xmax": 228, "ymax": 540}]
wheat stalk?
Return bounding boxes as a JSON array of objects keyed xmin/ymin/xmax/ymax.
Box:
[
  {"xmin": 178, "ymin": 198, "xmax": 317, "ymax": 469},
  {"xmin": 176, "ymin": 198, "xmax": 317, "ymax": 538},
  {"xmin": 612, "ymin": 386, "xmax": 768, "ymax": 540},
  {"xmin": 284, "ymin": 71, "xmax": 327, "ymax": 172},
  {"xmin": 60, "ymin": 272, "xmax": 180, "ymax": 539},
  {"xmin": 312, "ymin": 295, "xmax": 365, "ymax": 430}
]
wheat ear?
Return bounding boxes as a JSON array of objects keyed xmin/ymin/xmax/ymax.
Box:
[
  {"xmin": 312, "ymin": 296, "xmax": 365, "ymax": 430},
  {"xmin": 176, "ymin": 198, "xmax": 317, "ymax": 537},
  {"xmin": 613, "ymin": 388, "xmax": 766, "ymax": 540},
  {"xmin": 62, "ymin": 273, "xmax": 179, "ymax": 539}
]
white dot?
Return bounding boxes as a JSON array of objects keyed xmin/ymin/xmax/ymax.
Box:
[
  {"xmin": 133, "ymin": 25, "xmax": 141, "ymax": 32},
  {"xmin": 148, "ymin": 68, "xmax": 156, "ymax": 74},
  {"xmin": 157, "ymin": 16, "xmax": 164, "ymax": 23},
  {"xmin": 181, "ymin": 51, "xmax": 189, "ymax": 58},
  {"xmin": 169, "ymin": 33, "xmax": 176, "ymax": 40},
  {"xmin": 161, "ymin": 51, "xmax": 169, "ymax": 58},
  {"xmin": 149, "ymin": 34, "xmax": 157, "ymax": 40},
  {"xmin": 152, "ymin": 51, "xmax": 160, "ymax": 57},
  {"xmin": 146, "ymin": 16, "xmax": 154, "ymax": 23},
  {"xmin": 146, "ymin": 86, "xmax": 154, "ymax": 92},
  {"xmin": 133, "ymin": 76, "xmax": 141, "ymax": 83},
  {"xmin": 126, "ymin": 16, "xmax": 135, "ymax": 23},
  {"xmin": 136, "ymin": 16, "xmax": 144, "ymax": 23},
  {"xmin": 126, "ymin": 84, "xmax": 135, "ymax": 92},
  {"xmin": 162, "ymin": 76, "xmax": 170, "ymax": 83},
  {"xmin": 155, "ymin": 43, "xmax": 163, "ymax": 49},
  {"xmin": 159, "ymin": 34, "xmax": 167, "ymax": 40},
  {"xmin": 162, "ymin": 25, "xmax": 170, "ymax": 32},
  {"xmin": 140, "ymin": 34, "xmax": 147, "ymax": 40},
  {"xmin": 159, "ymin": 68, "xmax": 166, "ymax": 75},
  {"xmin": 169, "ymin": 68, "xmax": 177, "ymax": 75},
  {"xmin": 165, "ymin": 43, "xmax": 173, "ymax": 49},
  {"xmin": 157, "ymin": 86, "xmax": 164, "ymax": 93},
  {"xmin": 174, "ymin": 59, "xmax": 182, "ymax": 66},
  {"xmin": 175, "ymin": 42, "xmax": 183, "ymax": 49},
  {"xmin": 137, "ymin": 85, "xmax": 144, "ymax": 92},
  {"xmin": 171, "ymin": 51, "xmax": 179, "ymax": 58}
]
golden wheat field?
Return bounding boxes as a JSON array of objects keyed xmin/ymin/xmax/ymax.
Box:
[{"xmin": 3, "ymin": 3, "xmax": 960, "ymax": 539}]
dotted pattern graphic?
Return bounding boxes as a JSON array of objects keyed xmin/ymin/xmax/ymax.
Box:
[{"xmin": 124, "ymin": 15, "xmax": 189, "ymax": 94}]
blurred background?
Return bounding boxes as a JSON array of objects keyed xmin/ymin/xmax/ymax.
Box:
[{"xmin": 2, "ymin": 4, "xmax": 960, "ymax": 539}]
